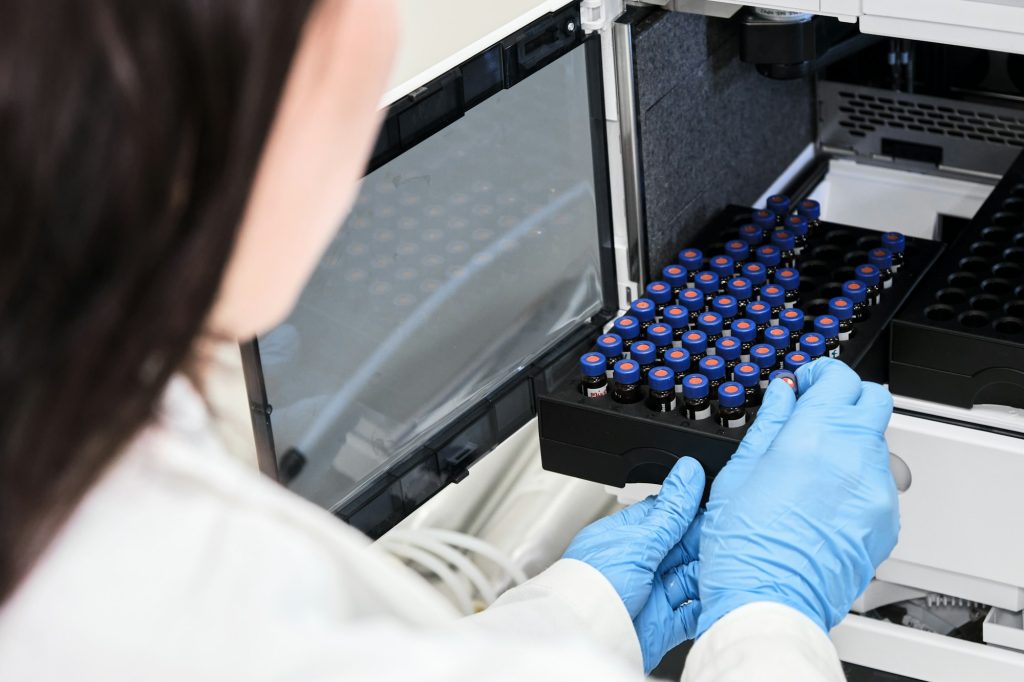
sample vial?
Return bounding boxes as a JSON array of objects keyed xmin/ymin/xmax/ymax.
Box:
[
  {"xmin": 709, "ymin": 254, "xmax": 736, "ymax": 287},
  {"xmin": 683, "ymin": 374, "xmax": 712, "ymax": 420},
  {"xmin": 678, "ymin": 288, "xmax": 705, "ymax": 327},
  {"xmin": 630, "ymin": 340, "xmax": 658, "ymax": 379},
  {"xmin": 752, "ymin": 208, "xmax": 777, "ymax": 237},
  {"xmin": 664, "ymin": 348, "xmax": 691, "ymax": 393},
  {"xmin": 741, "ymin": 261, "xmax": 768, "ymax": 288},
  {"xmin": 662, "ymin": 305, "xmax": 689, "ymax": 343},
  {"xmin": 745, "ymin": 301, "xmax": 772, "ymax": 336},
  {"xmin": 882, "ymin": 231, "xmax": 906, "ymax": 272},
  {"xmin": 580, "ymin": 352, "xmax": 609, "ymax": 398},
  {"xmin": 770, "ymin": 369, "xmax": 799, "ymax": 394},
  {"xmin": 784, "ymin": 351, "xmax": 811, "ymax": 373},
  {"xmin": 828, "ymin": 297, "xmax": 855, "ymax": 341},
  {"xmin": 774, "ymin": 267, "xmax": 801, "ymax": 309},
  {"xmin": 732, "ymin": 362, "xmax": 762, "ymax": 406},
  {"xmin": 868, "ymin": 248, "xmax": 895, "ymax": 290},
  {"xmin": 596, "ymin": 333, "xmax": 624, "ymax": 378},
  {"xmin": 647, "ymin": 323, "xmax": 674, "ymax": 360},
  {"xmin": 779, "ymin": 307, "xmax": 805, "ymax": 346},
  {"xmin": 738, "ymin": 223, "xmax": 764, "ymax": 246},
  {"xmin": 677, "ymin": 248, "xmax": 704, "ymax": 286},
  {"xmin": 711, "ymin": 295, "xmax": 738, "ymax": 333},
  {"xmin": 855, "ymin": 264, "xmax": 882, "ymax": 306},
  {"xmin": 784, "ymin": 215, "xmax": 810, "ymax": 254},
  {"xmin": 767, "ymin": 194, "xmax": 792, "ymax": 224},
  {"xmin": 630, "ymin": 298, "xmax": 657, "ymax": 331},
  {"xmin": 645, "ymin": 280, "xmax": 674, "ymax": 315},
  {"xmin": 697, "ymin": 311, "xmax": 724, "ymax": 350},
  {"xmin": 799, "ymin": 333, "xmax": 826, "ymax": 360},
  {"xmin": 842, "ymin": 280, "xmax": 869, "ymax": 322},
  {"xmin": 730, "ymin": 318, "xmax": 757, "ymax": 361},
  {"xmin": 726, "ymin": 277, "xmax": 753, "ymax": 316},
  {"xmin": 770, "ymin": 230, "xmax": 797, "ymax": 268},
  {"xmin": 646, "ymin": 366, "xmax": 678, "ymax": 413},
  {"xmin": 695, "ymin": 271, "xmax": 721, "ymax": 307},
  {"xmin": 750, "ymin": 343, "xmax": 778, "ymax": 387},
  {"xmin": 764, "ymin": 325, "xmax": 791, "ymax": 367},
  {"xmin": 717, "ymin": 382, "xmax": 748, "ymax": 428},
  {"xmin": 698, "ymin": 355, "xmax": 727, "ymax": 400},
  {"xmin": 759, "ymin": 284, "xmax": 786, "ymax": 323},
  {"xmin": 682, "ymin": 330, "xmax": 709, "ymax": 364},
  {"xmin": 663, "ymin": 264, "xmax": 689, "ymax": 297},
  {"xmin": 613, "ymin": 315, "xmax": 642, "ymax": 351},
  {"xmin": 814, "ymin": 316, "xmax": 841, "ymax": 359},
  {"xmin": 612, "ymin": 359, "xmax": 644, "ymax": 404},
  {"xmin": 755, "ymin": 244, "xmax": 782, "ymax": 279},
  {"xmin": 797, "ymin": 199, "xmax": 821, "ymax": 236},
  {"xmin": 715, "ymin": 336, "xmax": 742, "ymax": 373},
  {"xmin": 724, "ymin": 240, "xmax": 750, "ymax": 266}
]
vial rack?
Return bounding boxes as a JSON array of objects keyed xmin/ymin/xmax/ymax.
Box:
[
  {"xmin": 538, "ymin": 206, "xmax": 943, "ymax": 490},
  {"xmin": 891, "ymin": 151, "xmax": 1024, "ymax": 409}
]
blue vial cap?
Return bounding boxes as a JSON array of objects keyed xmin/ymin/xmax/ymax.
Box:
[
  {"xmin": 694, "ymin": 271, "xmax": 720, "ymax": 294},
  {"xmin": 727, "ymin": 277, "xmax": 753, "ymax": 301},
  {"xmin": 882, "ymin": 231, "xmax": 906, "ymax": 254},
  {"xmin": 715, "ymin": 336, "xmax": 742, "ymax": 361},
  {"xmin": 784, "ymin": 351, "xmax": 812, "ymax": 373},
  {"xmin": 842, "ymin": 280, "xmax": 867, "ymax": 304},
  {"xmin": 630, "ymin": 298, "xmax": 657, "ymax": 323},
  {"xmin": 596, "ymin": 333, "xmax": 623, "ymax": 358},
  {"xmin": 799, "ymin": 333, "xmax": 826, "ymax": 358},
  {"xmin": 779, "ymin": 307, "xmax": 805, "ymax": 332},
  {"xmin": 718, "ymin": 381, "xmax": 746, "ymax": 408},
  {"xmin": 742, "ymin": 262, "xmax": 768, "ymax": 286},
  {"xmin": 770, "ymin": 369, "xmax": 800, "ymax": 393},
  {"xmin": 750, "ymin": 344, "xmax": 777, "ymax": 369},
  {"xmin": 775, "ymin": 267, "xmax": 800, "ymax": 291},
  {"xmin": 797, "ymin": 199, "xmax": 821, "ymax": 220},
  {"xmin": 613, "ymin": 316, "xmax": 641, "ymax": 340},
  {"xmin": 698, "ymin": 355, "xmax": 727, "ymax": 381},
  {"xmin": 709, "ymin": 254, "xmax": 735, "ymax": 279},
  {"xmin": 696, "ymin": 311, "xmax": 724, "ymax": 336},
  {"xmin": 738, "ymin": 224, "xmax": 764, "ymax": 246},
  {"xmin": 733, "ymin": 363, "xmax": 760, "ymax": 388},
  {"xmin": 648, "ymin": 366, "xmax": 676, "ymax": 392},
  {"xmin": 828, "ymin": 296, "xmax": 854, "ymax": 321},
  {"xmin": 767, "ymin": 194, "xmax": 792, "ymax": 217},
  {"xmin": 764, "ymin": 325, "xmax": 791, "ymax": 351},
  {"xmin": 662, "ymin": 305, "xmax": 689, "ymax": 330},
  {"xmin": 730, "ymin": 318, "xmax": 757, "ymax": 343},
  {"xmin": 647, "ymin": 323, "xmax": 674, "ymax": 348},
  {"xmin": 711, "ymin": 295, "xmax": 738, "ymax": 319},
  {"xmin": 855, "ymin": 263, "xmax": 881, "ymax": 286},
  {"xmin": 784, "ymin": 214, "xmax": 809, "ymax": 236},
  {"xmin": 580, "ymin": 352, "xmax": 608, "ymax": 378},
  {"xmin": 868, "ymin": 247, "xmax": 893, "ymax": 270},
  {"xmin": 725, "ymin": 240, "xmax": 750, "ymax": 262},
  {"xmin": 646, "ymin": 281, "xmax": 673, "ymax": 305},
  {"xmin": 664, "ymin": 348, "xmax": 691, "ymax": 374},
  {"xmin": 760, "ymin": 284, "xmax": 785, "ymax": 307},
  {"xmin": 662, "ymin": 265, "xmax": 689, "ymax": 289},
  {"xmin": 682, "ymin": 330, "xmax": 708, "ymax": 355},
  {"xmin": 756, "ymin": 244, "xmax": 781, "ymax": 267},
  {"xmin": 752, "ymin": 209, "xmax": 776, "ymax": 231},
  {"xmin": 745, "ymin": 301, "xmax": 771, "ymax": 324},
  {"xmin": 631, "ymin": 340, "xmax": 657, "ymax": 365},
  {"xmin": 771, "ymin": 230, "xmax": 796, "ymax": 251},
  {"xmin": 614, "ymin": 359, "xmax": 641, "ymax": 385},
  {"xmin": 683, "ymin": 373, "xmax": 710, "ymax": 400},
  {"xmin": 814, "ymin": 315, "xmax": 839, "ymax": 338},
  {"xmin": 678, "ymin": 288, "xmax": 705, "ymax": 312},
  {"xmin": 678, "ymin": 248, "xmax": 703, "ymax": 271}
]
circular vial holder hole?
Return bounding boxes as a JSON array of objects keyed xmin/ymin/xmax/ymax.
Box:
[
  {"xmin": 970, "ymin": 294, "xmax": 1002, "ymax": 312},
  {"xmin": 844, "ymin": 250, "xmax": 869, "ymax": 266},
  {"xmin": 820, "ymin": 282, "xmax": 844, "ymax": 300},
  {"xmin": 970, "ymin": 241, "xmax": 1001, "ymax": 258},
  {"xmin": 925, "ymin": 304, "xmax": 956, "ymax": 322},
  {"xmin": 1015, "ymin": 232, "xmax": 1024, "ymax": 248},
  {"xmin": 1006, "ymin": 300, "xmax": 1024, "ymax": 317},
  {"xmin": 824, "ymin": 229, "xmax": 856, "ymax": 247},
  {"xmin": 993, "ymin": 261, "xmax": 1023, "ymax": 280},
  {"xmin": 800, "ymin": 259, "xmax": 831, "ymax": 280},
  {"xmin": 1004, "ymin": 198, "xmax": 1024, "ymax": 214},
  {"xmin": 992, "ymin": 211, "xmax": 1024, "ymax": 229},
  {"xmin": 856, "ymin": 235, "xmax": 881, "ymax": 251},
  {"xmin": 1004, "ymin": 247, "xmax": 1024, "ymax": 265},
  {"xmin": 804, "ymin": 298, "xmax": 830, "ymax": 316},
  {"xmin": 982, "ymin": 278, "xmax": 1014, "ymax": 296},
  {"xmin": 959, "ymin": 256, "xmax": 991, "ymax": 275},
  {"xmin": 947, "ymin": 271, "xmax": 979, "ymax": 289},
  {"xmin": 1011, "ymin": 184, "xmax": 1024, "ymax": 199},
  {"xmin": 705, "ymin": 241, "xmax": 725, "ymax": 255},
  {"xmin": 810, "ymin": 244, "xmax": 843, "ymax": 262},
  {"xmin": 959, "ymin": 310, "xmax": 990, "ymax": 329},
  {"xmin": 799, "ymin": 278, "xmax": 823, "ymax": 295},
  {"xmin": 834, "ymin": 265, "xmax": 858, "ymax": 282},
  {"xmin": 994, "ymin": 317, "xmax": 1024, "ymax": 335},
  {"xmin": 936, "ymin": 288, "xmax": 968, "ymax": 305},
  {"xmin": 981, "ymin": 226, "xmax": 1012, "ymax": 243}
]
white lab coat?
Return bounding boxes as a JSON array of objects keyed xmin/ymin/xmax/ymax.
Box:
[{"xmin": 0, "ymin": 378, "xmax": 845, "ymax": 681}]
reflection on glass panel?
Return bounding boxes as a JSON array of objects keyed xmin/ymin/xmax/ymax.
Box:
[{"xmin": 259, "ymin": 46, "xmax": 603, "ymax": 510}]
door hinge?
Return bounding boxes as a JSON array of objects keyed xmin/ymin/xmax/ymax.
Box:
[{"xmin": 580, "ymin": 0, "xmax": 625, "ymax": 33}]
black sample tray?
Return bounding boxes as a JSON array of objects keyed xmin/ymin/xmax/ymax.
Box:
[
  {"xmin": 539, "ymin": 205, "xmax": 944, "ymax": 489},
  {"xmin": 891, "ymin": 152, "xmax": 1024, "ymax": 409}
]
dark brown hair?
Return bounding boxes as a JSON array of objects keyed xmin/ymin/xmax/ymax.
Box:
[{"xmin": 0, "ymin": 0, "xmax": 316, "ymax": 601}]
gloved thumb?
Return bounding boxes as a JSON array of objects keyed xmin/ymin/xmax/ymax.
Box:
[{"xmin": 645, "ymin": 457, "xmax": 705, "ymax": 550}]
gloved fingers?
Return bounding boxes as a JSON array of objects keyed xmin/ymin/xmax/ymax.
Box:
[
  {"xmin": 855, "ymin": 381, "xmax": 895, "ymax": 435},
  {"xmin": 645, "ymin": 457, "xmax": 705, "ymax": 547},
  {"xmin": 603, "ymin": 495, "xmax": 657, "ymax": 529},
  {"xmin": 794, "ymin": 357, "xmax": 863, "ymax": 409},
  {"xmin": 656, "ymin": 512, "xmax": 702, "ymax": 574},
  {"xmin": 662, "ymin": 561, "xmax": 700, "ymax": 609}
]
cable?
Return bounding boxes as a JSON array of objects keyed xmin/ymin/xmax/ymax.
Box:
[
  {"xmin": 421, "ymin": 528, "xmax": 529, "ymax": 586},
  {"xmin": 385, "ymin": 531, "xmax": 498, "ymax": 605},
  {"xmin": 381, "ymin": 542, "xmax": 475, "ymax": 615}
]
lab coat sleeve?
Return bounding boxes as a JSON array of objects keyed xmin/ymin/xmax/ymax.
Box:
[{"xmin": 681, "ymin": 602, "xmax": 846, "ymax": 682}]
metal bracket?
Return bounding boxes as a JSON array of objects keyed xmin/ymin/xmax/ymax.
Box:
[{"xmin": 580, "ymin": 0, "xmax": 625, "ymax": 33}]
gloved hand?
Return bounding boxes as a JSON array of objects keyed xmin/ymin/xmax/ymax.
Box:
[
  {"xmin": 563, "ymin": 457, "xmax": 704, "ymax": 674},
  {"xmin": 697, "ymin": 358, "xmax": 900, "ymax": 637}
]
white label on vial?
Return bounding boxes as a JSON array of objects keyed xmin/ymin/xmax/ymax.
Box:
[
  {"xmin": 707, "ymin": 348, "xmax": 717, "ymax": 356},
  {"xmin": 839, "ymin": 331, "xmax": 851, "ymax": 342},
  {"xmin": 586, "ymin": 386, "xmax": 608, "ymax": 398},
  {"xmin": 606, "ymin": 369, "xmax": 614, "ymax": 379},
  {"xmin": 674, "ymin": 384, "xmax": 683, "ymax": 394},
  {"xmin": 692, "ymin": 407, "xmax": 711, "ymax": 420},
  {"xmin": 829, "ymin": 348, "xmax": 841, "ymax": 359},
  {"xmin": 722, "ymin": 330, "xmax": 732, "ymax": 337},
  {"xmin": 759, "ymin": 379, "xmax": 769, "ymax": 389},
  {"xmin": 741, "ymin": 354, "xmax": 751, "ymax": 363},
  {"xmin": 784, "ymin": 302, "xmax": 795, "ymax": 309},
  {"xmin": 883, "ymin": 279, "xmax": 893, "ymax": 289},
  {"xmin": 727, "ymin": 417, "xmax": 747, "ymax": 428}
]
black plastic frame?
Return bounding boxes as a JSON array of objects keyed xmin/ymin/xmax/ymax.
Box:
[{"xmin": 239, "ymin": 13, "xmax": 618, "ymax": 538}]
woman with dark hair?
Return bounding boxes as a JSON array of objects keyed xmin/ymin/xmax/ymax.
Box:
[{"xmin": 0, "ymin": 1, "xmax": 899, "ymax": 680}]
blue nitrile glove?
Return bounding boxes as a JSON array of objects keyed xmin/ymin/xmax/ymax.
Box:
[
  {"xmin": 697, "ymin": 358, "xmax": 900, "ymax": 636},
  {"xmin": 563, "ymin": 457, "xmax": 705, "ymax": 674}
]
